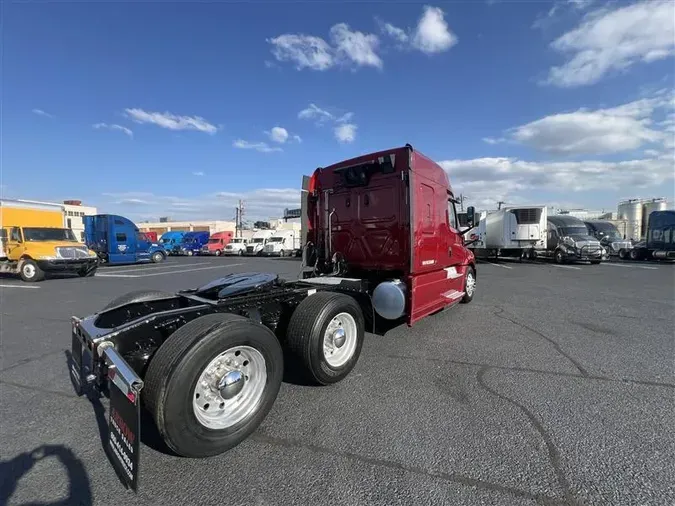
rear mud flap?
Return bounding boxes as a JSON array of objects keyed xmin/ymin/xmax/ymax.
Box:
[{"xmin": 104, "ymin": 347, "xmax": 143, "ymax": 492}]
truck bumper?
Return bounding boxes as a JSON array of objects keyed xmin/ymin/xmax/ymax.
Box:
[
  {"xmin": 70, "ymin": 316, "xmax": 143, "ymax": 491},
  {"xmin": 561, "ymin": 248, "xmax": 606, "ymax": 262},
  {"xmin": 37, "ymin": 257, "xmax": 98, "ymax": 273}
]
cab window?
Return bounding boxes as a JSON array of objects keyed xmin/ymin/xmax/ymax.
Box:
[
  {"xmin": 10, "ymin": 227, "xmax": 22, "ymax": 242},
  {"xmin": 447, "ymin": 199, "xmax": 458, "ymax": 230}
]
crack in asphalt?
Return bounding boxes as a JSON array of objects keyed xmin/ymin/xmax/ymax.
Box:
[
  {"xmin": 0, "ymin": 379, "xmax": 80, "ymax": 399},
  {"xmin": 0, "ymin": 349, "xmax": 68, "ymax": 374},
  {"xmin": 476, "ymin": 366, "xmax": 581, "ymax": 506},
  {"xmin": 492, "ymin": 306, "xmax": 589, "ymax": 377},
  {"xmin": 384, "ymin": 355, "xmax": 675, "ymax": 389},
  {"xmin": 251, "ymin": 432, "xmax": 565, "ymax": 505}
]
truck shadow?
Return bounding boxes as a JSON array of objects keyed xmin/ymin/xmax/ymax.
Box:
[{"xmin": 0, "ymin": 444, "xmax": 92, "ymax": 506}]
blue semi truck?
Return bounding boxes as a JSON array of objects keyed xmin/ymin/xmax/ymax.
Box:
[
  {"xmin": 173, "ymin": 230, "xmax": 210, "ymax": 256},
  {"xmin": 159, "ymin": 231, "xmax": 186, "ymax": 255},
  {"xmin": 84, "ymin": 214, "xmax": 168, "ymax": 265}
]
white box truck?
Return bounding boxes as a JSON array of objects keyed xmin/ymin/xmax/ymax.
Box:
[
  {"xmin": 244, "ymin": 229, "xmax": 275, "ymax": 256},
  {"xmin": 469, "ymin": 206, "xmax": 547, "ymax": 260},
  {"xmin": 262, "ymin": 229, "xmax": 301, "ymax": 257}
]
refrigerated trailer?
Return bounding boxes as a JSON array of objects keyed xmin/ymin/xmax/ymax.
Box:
[
  {"xmin": 469, "ymin": 206, "xmax": 547, "ymax": 260},
  {"xmin": 69, "ymin": 144, "xmax": 478, "ymax": 491}
]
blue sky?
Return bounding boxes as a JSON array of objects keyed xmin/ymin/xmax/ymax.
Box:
[{"xmin": 2, "ymin": 0, "xmax": 674, "ymax": 221}]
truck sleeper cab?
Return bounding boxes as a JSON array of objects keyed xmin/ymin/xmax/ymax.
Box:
[
  {"xmin": 627, "ymin": 210, "xmax": 675, "ymax": 261},
  {"xmin": 84, "ymin": 214, "xmax": 167, "ymax": 266},
  {"xmin": 245, "ymin": 230, "xmax": 275, "ymax": 256},
  {"xmin": 545, "ymin": 215, "xmax": 607, "ymax": 264},
  {"xmin": 68, "ymin": 144, "xmax": 477, "ymax": 492},
  {"xmin": 175, "ymin": 231, "xmax": 210, "ymax": 256}
]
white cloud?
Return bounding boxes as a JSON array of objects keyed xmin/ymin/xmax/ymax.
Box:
[
  {"xmin": 330, "ymin": 23, "xmax": 383, "ymax": 69},
  {"xmin": 440, "ymin": 153, "xmax": 674, "ymax": 210},
  {"xmin": 483, "ymin": 137, "xmax": 506, "ymax": 145},
  {"xmin": 268, "ymin": 23, "xmax": 382, "ymax": 71},
  {"xmin": 506, "ymin": 94, "xmax": 673, "ymax": 155},
  {"xmin": 334, "ymin": 123, "xmax": 357, "ymax": 143},
  {"xmin": 379, "ymin": 6, "xmax": 458, "ymax": 55},
  {"xmin": 124, "ymin": 108, "xmax": 218, "ymax": 134},
  {"xmin": 266, "ymin": 126, "xmax": 289, "ymax": 144},
  {"xmin": 298, "ymin": 103, "xmax": 335, "ymax": 123},
  {"xmin": 379, "ymin": 21, "xmax": 409, "ymax": 44},
  {"xmin": 192, "ymin": 171, "xmax": 205, "ymax": 176},
  {"xmin": 545, "ymin": 0, "xmax": 675, "ymax": 87},
  {"xmin": 32, "ymin": 108, "xmax": 54, "ymax": 118},
  {"xmin": 292, "ymin": 134, "xmax": 303, "ymax": 143},
  {"xmin": 93, "ymin": 122, "xmax": 133, "ymax": 138},
  {"xmin": 233, "ymin": 139, "xmax": 283, "ymax": 153},
  {"xmin": 101, "ymin": 188, "xmax": 301, "ymax": 222},
  {"xmin": 411, "ymin": 6, "xmax": 458, "ymax": 54},
  {"xmin": 268, "ymin": 34, "xmax": 335, "ymax": 71}
]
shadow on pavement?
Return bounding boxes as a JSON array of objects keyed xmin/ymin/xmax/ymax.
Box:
[{"xmin": 0, "ymin": 444, "xmax": 92, "ymax": 506}]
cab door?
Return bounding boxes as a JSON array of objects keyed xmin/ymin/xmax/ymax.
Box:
[
  {"xmin": 135, "ymin": 232, "xmax": 151, "ymax": 261},
  {"xmin": 108, "ymin": 219, "xmax": 136, "ymax": 264},
  {"xmin": 4, "ymin": 227, "xmax": 26, "ymax": 260}
]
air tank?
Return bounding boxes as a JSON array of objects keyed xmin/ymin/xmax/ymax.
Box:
[
  {"xmin": 642, "ymin": 198, "xmax": 668, "ymax": 234},
  {"xmin": 617, "ymin": 199, "xmax": 643, "ymax": 241}
]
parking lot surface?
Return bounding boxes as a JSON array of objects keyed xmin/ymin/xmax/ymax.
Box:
[{"xmin": 1, "ymin": 256, "xmax": 673, "ymax": 506}]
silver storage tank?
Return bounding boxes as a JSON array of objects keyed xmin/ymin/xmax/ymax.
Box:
[
  {"xmin": 617, "ymin": 199, "xmax": 643, "ymax": 241},
  {"xmin": 642, "ymin": 198, "xmax": 668, "ymax": 234}
]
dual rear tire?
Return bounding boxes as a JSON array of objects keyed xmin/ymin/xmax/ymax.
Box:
[{"xmin": 103, "ymin": 289, "xmax": 365, "ymax": 458}]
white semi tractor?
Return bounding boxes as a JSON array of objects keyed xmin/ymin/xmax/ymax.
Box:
[
  {"xmin": 223, "ymin": 236, "xmax": 249, "ymax": 256},
  {"xmin": 262, "ymin": 229, "xmax": 301, "ymax": 257},
  {"xmin": 468, "ymin": 206, "xmax": 547, "ymax": 260},
  {"xmin": 244, "ymin": 229, "xmax": 275, "ymax": 256}
]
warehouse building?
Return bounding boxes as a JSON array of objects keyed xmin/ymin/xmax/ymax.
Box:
[{"xmin": 137, "ymin": 219, "xmax": 238, "ymax": 236}]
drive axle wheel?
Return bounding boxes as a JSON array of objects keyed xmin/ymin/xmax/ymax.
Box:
[
  {"xmin": 19, "ymin": 259, "xmax": 45, "ymax": 282},
  {"xmin": 286, "ymin": 291, "xmax": 365, "ymax": 385},
  {"xmin": 143, "ymin": 313, "xmax": 283, "ymax": 458}
]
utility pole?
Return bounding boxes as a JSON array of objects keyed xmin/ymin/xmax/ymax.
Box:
[{"xmin": 235, "ymin": 200, "xmax": 245, "ymax": 237}]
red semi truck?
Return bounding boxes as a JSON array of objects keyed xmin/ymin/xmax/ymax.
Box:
[{"xmin": 69, "ymin": 144, "xmax": 477, "ymax": 490}]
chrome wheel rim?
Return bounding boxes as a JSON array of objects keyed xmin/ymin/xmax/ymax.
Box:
[
  {"xmin": 192, "ymin": 346, "xmax": 267, "ymax": 429},
  {"xmin": 465, "ymin": 271, "xmax": 475, "ymax": 297},
  {"xmin": 23, "ymin": 264, "xmax": 35, "ymax": 278},
  {"xmin": 323, "ymin": 312, "xmax": 358, "ymax": 368}
]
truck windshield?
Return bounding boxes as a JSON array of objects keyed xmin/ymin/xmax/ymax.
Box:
[
  {"xmin": 232, "ymin": 238, "xmax": 245, "ymax": 243},
  {"xmin": 251, "ymin": 238, "xmax": 265, "ymax": 243},
  {"xmin": 591, "ymin": 223, "xmax": 622, "ymax": 240},
  {"xmin": 23, "ymin": 228, "xmax": 77, "ymax": 242},
  {"xmin": 207, "ymin": 238, "xmax": 221, "ymax": 244},
  {"xmin": 560, "ymin": 227, "xmax": 589, "ymax": 237},
  {"xmin": 161, "ymin": 238, "xmax": 173, "ymax": 243},
  {"xmin": 268, "ymin": 237, "xmax": 284, "ymax": 242}
]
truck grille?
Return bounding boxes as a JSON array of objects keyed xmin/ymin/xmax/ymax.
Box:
[
  {"xmin": 246, "ymin": 246, "xmax": 255, "ymax": 253},
  {"xmin": 56, "ymin": 246, "xmax": 91, "ymax": 259}
]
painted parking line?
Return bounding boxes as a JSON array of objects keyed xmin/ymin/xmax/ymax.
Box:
[
  {"xmin": 0, "ymin": 284, "xmax": 39, "ymax": 289},
  {"xmin": 550, "ymin": 264, "xmax": 582, "ymax": 270},
  {"xmin": 99, "ymin": 263, "xmax": 217, "ymax": 274},
  {"xmin": 484, "ymin": 262, "xmax": 513, "ymax": 270},
  {"xmin": 601, "ymin": 263, "xmax": 658, "ymax": 270},
  {"xmin": 96, "ymin": 264, "xmax": 243, "ymax": 278}
]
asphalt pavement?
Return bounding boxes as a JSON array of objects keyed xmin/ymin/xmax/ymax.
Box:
[{"xmin": 1, "ymin": 255, "xmax": 673, "ymax": 506}]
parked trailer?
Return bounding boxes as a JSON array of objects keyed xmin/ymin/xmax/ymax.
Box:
[
  {"xmin": 84, "ymin": 214, "xmax": 167, "ymax": 266},
  {"xmin": 0, "ymin": 199, "xmax": 98, "ymax": 282},
  {"xmin": 541, "ymin": 215, "xmax": 607, "ymax": 264},
  {"xmin": 69, "ymin": 144, "xmax": 478, "ymax": 491},
  {"xmin": 584, "ymin": 220, "xmax": 633, "ymax": 259},
  {"xmin": 469, "ymin": 206, "xmax": 547, "ymax": 260},
  {"xmin": 261, "ymin": 229, "xmax": 301, "ymax": 257},
  {"xmin": 626, "ymin": 210, "xmax": 675, "ymax": 261}
]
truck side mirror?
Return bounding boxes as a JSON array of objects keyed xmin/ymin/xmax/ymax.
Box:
[{"xmin": 466, "ymin": 206, "xmax": 475, "ymax": 227}]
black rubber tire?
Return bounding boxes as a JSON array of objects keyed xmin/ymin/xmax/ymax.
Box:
[
  {"xmin": 102, "ymin": 289, "xmax": 172, "ymax": 311},
  {"xmin": 19, "ymin": 259, "xmax": 45, "ymax": 282},
  {"xmin": 279, "ymin": 250, "xmax": 285, "ymax": 258},
  {"xmin": 151, "ymin": 251, "xmax": 165, "ymax": 264},
  {"xmin": 554, "ymin": 249, "xmax": 565, "ymax": 264},
  {"xmin": 215, "ymin": 250, "xmax": 221, "ymax": 256},
  {"xmin": 143, "ymin": 313, "xmax": 283, "ymax": 458},
  {"xmin": 461, "ymin": 266, "xmax": 476, "ymax": 304},
  {"xmin": 618, "ymin": 249, "xmax": 627, "ymax": 260},
  {"xmin": 238, "ymin": 249, "xmax": 243, "ymax": 256},
  {"xmin": 286, "ymin": 291, "xmax": 365, "ymax": 386},
  {"xmin": 77, "ymin": 265, "xmax": 97, "ymax": 277},
  {"xmin": 629, "ymin": 249, "xmax": 641, "ymax": 261}
]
